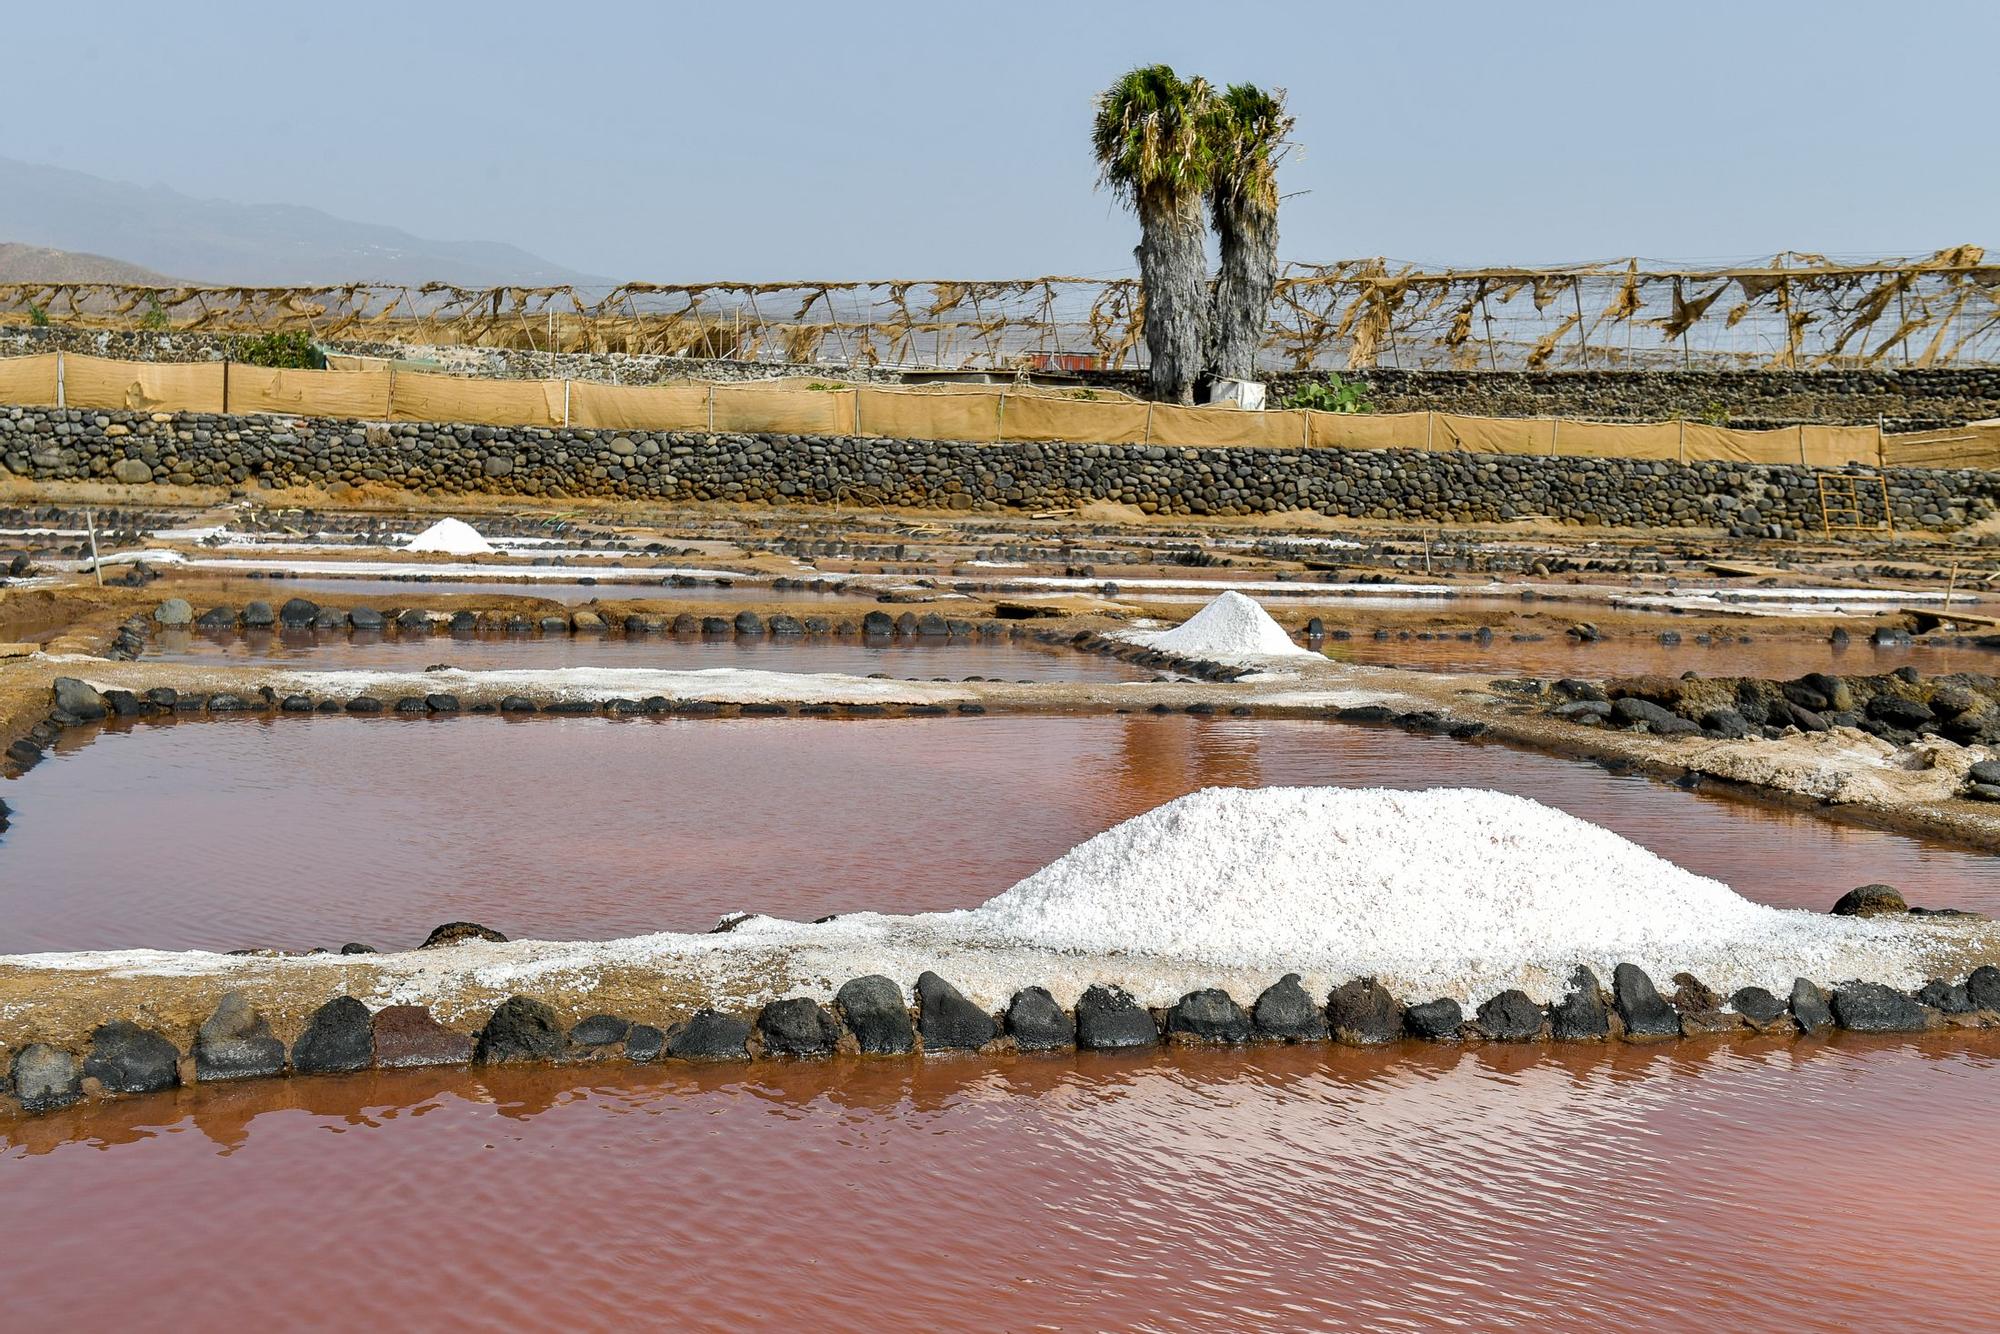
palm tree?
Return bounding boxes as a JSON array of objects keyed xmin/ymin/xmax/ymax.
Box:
[
  {"xmin": 1092, "ymin": 65, "xmax": 1215, "ymax": 404},
  {"xmin": 1204, "ymin": 83, "xmax": 1294, "ymax": 387}
]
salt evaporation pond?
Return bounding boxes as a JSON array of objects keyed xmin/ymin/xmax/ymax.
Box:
[
  {"xmin": 145, "ymin": 626, "xmax": 1154, "ymax": 681},
  {"xmin": 4, "ymin": 1036, "xmax": 1997, "ymax": 1328},
  {"xmin": 157, "ymin": 573, "xmax": 885, "ymax": 605},
  {"xmin": 4, "ymin": 713, "xmax": 1994, "ymax": 953},
  {"xmin": 1322, "ymin": 631, "xmax": 2000, "ymax": 680}
]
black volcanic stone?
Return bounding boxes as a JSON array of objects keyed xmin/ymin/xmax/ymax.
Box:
[
  {"xmin": 1789, "ymin": 979, "xmax": 1835, "ymax": 1032},
  {"xmin": 757, "ymin": 998, "xmax": 840, "ymax": 1057},
  {"xmin": 665, "ymin": 1009, "xmax": 751, "ymax": 1060},
  {"xmin": 10, "ymin": 1043, "xmax": 82, "ymax": 1112},
  {"xmin": 1005, "ymin": 987, "xmax": 1075, "ymax": 1050},
  {"xmin": 1831, "ymin": 982, "xmax": 1927, "ymax": 1033},
  {"xmin": 1729, "ymin": 986, "xmax": 1789, "ymax": 1028},
  {"xmin": 1550, "ymin": 966, "xmax": 1612, "ymax": 1040},
  {"xmin": 474, "ymin": 996, "xmax": 567, "ymax": 1063},
  {"xmin": 1251, "ymin": 973, "xmax": 1328, "ymax": 1042},
  {"xmin": 834, "ymin": 975, "xmax": 915, "ymax": 1054},
  {"xmin": 624, "ymin": 1024, "xmax": 665, "ymax": 1062},
  {"xmin": 84, "ymin": 1020, "xmax": 181, "ymax": 1094},
  {"xmin": 1075, "ymin": 984, "xmax": 1158, "ymax": 1050},
  {"xmin": 1326, "ymin": 977, "xmax": 1402, "ymax": 1045},
  {"xmin": 1915, "ymin": 979, "xmax": 1974, "ymax": 1014},
  {"xmin": 1611, "ymin": 964, "xmax": 1679, "ymax": 1038},
  {"xmin": 1968, "ymin": 965, "xmax": 2000, "ymax": 1011},
  {"xmin": 1165, "ymin": 989, "xmax": 1252, "ymax": 1043},
  {"xmin": 420, "ymin": 921, "xmax": 507, "ymax": 948},
  {"xmin": 1830, "ymin": 884, "xmax": 1907, "ymax": 917},
  {"xmin": 1403, "ymin": 998, "xmax": 1463, "ymax": 1040},
  {"xmin": 292, "ymin": 996, "xmax": 375, "ymax": 1074},
  {"xmin": 278, "ymin": 597, "xmax": 319, "ymax": 625},
  {"xmin": 916, "ymin": 971, "xmax": 996, "ymax": 1051},
  {"xmin": 1474, "ymin": 989, "xmax": 1545, "ymax": 1041},
  {"xmin": 569, "ymin": 1014, "xmax": 632, "ymax": 1047}
]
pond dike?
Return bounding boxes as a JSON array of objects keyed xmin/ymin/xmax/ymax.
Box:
[{"xmin": 5, "ymin": 947, "xmax": 1998, "ymax": 1116}]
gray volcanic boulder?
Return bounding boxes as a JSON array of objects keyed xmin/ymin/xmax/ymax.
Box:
[
  {"xmin": 1831, "ymin": 884, "xmax": 1907, "ymax": 917},
  {"xmin": 291, "ymin": 996, "xmax": 375, "ymax": 1074},
  {"xmin": 1475, "ymin": 990, "xmax": 1545, "ymax": 1041},
  {"xmin": 1075, "ymin": 984, "xmax": 1158, "ymax": 1050},
  {"xmin": 1611, "ymin": 697, "xmax": 1700, "ymax": 735},
  {"xmin": 51, "ymin": 677, "xmax": 107, "ymax": 721},
  {"xmin": 195, "ymin": 992, "xmax": 287, "ymax": 1081},
  {"xmin": 498, "ymin": 695, "xmax": 538, "ymax": 713},
  {"xmin": 83, "ymin": 1020, "xmax": 181, "ymax": 1094},
  {"xmin": 568, "ymin": 1015, "xmax": 632, "ymax": 1048},
  {"xmin": 420, "ymin": 921, "xmax": 508, "ymax": 948},
  {"xmin": 1968, "ymin": 965, "xmax": 2000, "ymax": 1012},
  {"xmin": 861, "ymin": 610, "xmax": 894, "ymax": 636},
  {"xmin": 1729, "ymin": 986, "xmax": 1789, "ymax": 1029},
  {"xmin": 835, "ymin": 975, "xmax": 915, "ymax": 1055},
  {"xmin": 757, "ymin": 998, "xmax": 840, "ymax": 1057},
  {"xmin": 1789, "ymin": 979, "xmax": 1835, "ymax": 1033},
  {"xmin": 372, "ymin": 1005, "xmax": 473, "ymax": 1067},
  {"xmin": 1611, "ymin": 964, "xmax": 1680, "ymax": 1038},
  {"xmin": 1915, "ymin": 979, "xmax": 1975, "ymax": 1014},
  {"xmin": 733, "ymin": 611, "xmax": 764, "ymax": 637},
  {"xmin": 278, "ymin": 597, "xmax": 319, "ymax": 626},
  {"xmin": 1831, "ymin": 982, "xmax": 1927, "ymax": 1033},
  {"xmin": 348, "ymin": 605, "xmax": 386, "ymax": 630},
  {"xmin": 1550, "ymin": 966, "xmax": 1612, "ymax": 1041},
  {"xmin": 10, "ymin": 1044, "xmax": 82, "ymax": 1112},
  {"xmin": 196, "ymin": 606, "xmax": 239, "ymax": 629},
  {"xmin": 242, "ymin": 600, "xmax": 276, "ymax": 627},
  {"xmin": 1403, "ymin": 998, "xmax": 1463, "ymax": 1040},
  {"xmin": 1326, "ymin": 977, "xmax": 1402, "ymax": 1045},
  {"xmin": 1165, "ymin": 989, "xmax": 1252, "ymax": 1043},
  {"xmin": 1005, "ymin": 987, "xmax": 1075, "ymax": 1050},
  {"xmin": 916, "ymin": 971, "xmax": 996, "ymax": 1051},
  {"xmin": 666, "ymin": 1009, "xmax": 752, "ymax": 1060},
  {"xmin": 474, "ymin": 996, "xmax": 568, "ymax": 1063},
  {"xmin": 153, "ymin": 597, "xmax": 194, "ymax": 625},
  {"xmin": 1251, "ymin": 973, "xmax": 1327, "ymax": 1042}
]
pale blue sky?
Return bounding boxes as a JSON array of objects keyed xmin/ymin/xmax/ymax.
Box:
[{"xmin": 10, "ymin": 0, "xmax": 1994, "ymax": 279}]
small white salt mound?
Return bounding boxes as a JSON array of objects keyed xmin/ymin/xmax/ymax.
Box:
[
  {"xmin": 967, "ymin": 787, "xmax": 1787, "ymax": 972},
  {"xmin": 405, "ymin": 517, "xmax": 494, "ymax": 555},
  {"xmin": 1145, "ymin": 590, "xmax": 1316, "ymax": 658}
]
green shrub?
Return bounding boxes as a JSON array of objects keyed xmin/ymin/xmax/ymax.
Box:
[
  {"xmin": 232, "ymin": 331, "xmax": 323, "ymax": 369},
  {"xmin": 1282, "ymin": 372, "xmax": 1372, "ymax": 414},
  {"xmin": 27, "ymin": 304, "xmax": 49, "ymax": 328},
  {"xmin": 139, "ymin": 294, "xmax": 170, "ymax": 330}
]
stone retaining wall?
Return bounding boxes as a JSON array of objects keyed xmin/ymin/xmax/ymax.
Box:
[
  {"xmin": 5, "ymin": 404, "xmax": 1997, "ymax": 532},
  {"xmin": 5, "ymin": 327, "xmax": 1998, "ymax": 425},
  {"xmin": 7, "ymin": 956, "xmax": 1996, "ymax": 1115}
]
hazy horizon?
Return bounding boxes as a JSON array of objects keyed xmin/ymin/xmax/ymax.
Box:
[{"xmin": 7, "ymin": 0, "xmax": 1995, "ymax": 282}]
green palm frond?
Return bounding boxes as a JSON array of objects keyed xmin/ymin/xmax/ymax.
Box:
[
  {"xmin": 1091, "ymin": 64, "xmax": 1217, "ymax": 209},
  {"xmin": 1206, "ymin": 82, "xmax": 1294, "ymax": 211}
]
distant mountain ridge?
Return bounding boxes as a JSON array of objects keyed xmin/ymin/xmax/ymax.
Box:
[
  {"xmin": 0, "ymin": 158, "xmax": 600, "ymax": 288},
  {"xmin": 0, "ymin": 242, "xmax": 177, "ymax": 284}
]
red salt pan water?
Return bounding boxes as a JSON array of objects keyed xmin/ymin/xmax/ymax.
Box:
[
  {"xmin": 2, "ymin": 1033, "xmax": 1996, "ymax": 1329},
  {"xmin": 3, "ymin": 713, "xmax": 1994, "ymax": 953}
]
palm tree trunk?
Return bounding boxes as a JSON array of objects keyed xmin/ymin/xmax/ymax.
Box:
[
  {"xmin": 1208, "ymin": 190, "xmax": 1277, "ymax": 384},
  {"xmin": 1136, "ymin": 193, "xmax": 1208, "ymax": 405}
]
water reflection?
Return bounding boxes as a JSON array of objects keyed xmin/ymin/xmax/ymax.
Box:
[{"xmin": 4, "ymin": 1033, "xmax": 1996, "ymax": 1329}]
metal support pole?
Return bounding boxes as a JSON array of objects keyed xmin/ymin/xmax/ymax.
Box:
[{"xmin": 86, "ymin": 509, "xmax": 102, "ymax": 587}]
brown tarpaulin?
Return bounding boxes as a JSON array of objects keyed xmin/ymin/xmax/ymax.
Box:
[
  {"xmin": 62, "ymin": 354, "xmax": 225, "ymax": 413},
  {"xmin": 0, "ymin": 353, "xmax": 60, "ymax": 406}
]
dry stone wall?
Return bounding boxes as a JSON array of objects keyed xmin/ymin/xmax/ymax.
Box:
[{"xmin": 4, "ymin": 403, "xmax": 1997, "ymax": 532}]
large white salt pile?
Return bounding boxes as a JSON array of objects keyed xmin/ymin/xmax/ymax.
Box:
[
  {"xmin": 1142, "ymin": 590, "xmax": 1316, "ymax": 658},
  {"xmin": 405, "ymin": 517, "xmax": 495, "ymax": 556},
  {"xmin": 960, "ymin": 787, "xmax": 1852, "ymax": 986}
]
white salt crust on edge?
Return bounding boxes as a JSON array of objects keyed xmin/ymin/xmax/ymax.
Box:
[{"xmin": 8, "ymin": 788, "xmax": 1974, "ymax": 1018}]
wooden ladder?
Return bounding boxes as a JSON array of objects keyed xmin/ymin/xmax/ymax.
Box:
[{"xmin": 1816, "ymin": 470, "xmax": 1894, "ymax": 539}]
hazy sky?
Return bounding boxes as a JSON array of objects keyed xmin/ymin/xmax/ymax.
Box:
[{"xmin": 10, "ymin": 0, "xmax": 1995, "ymax": 280}]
